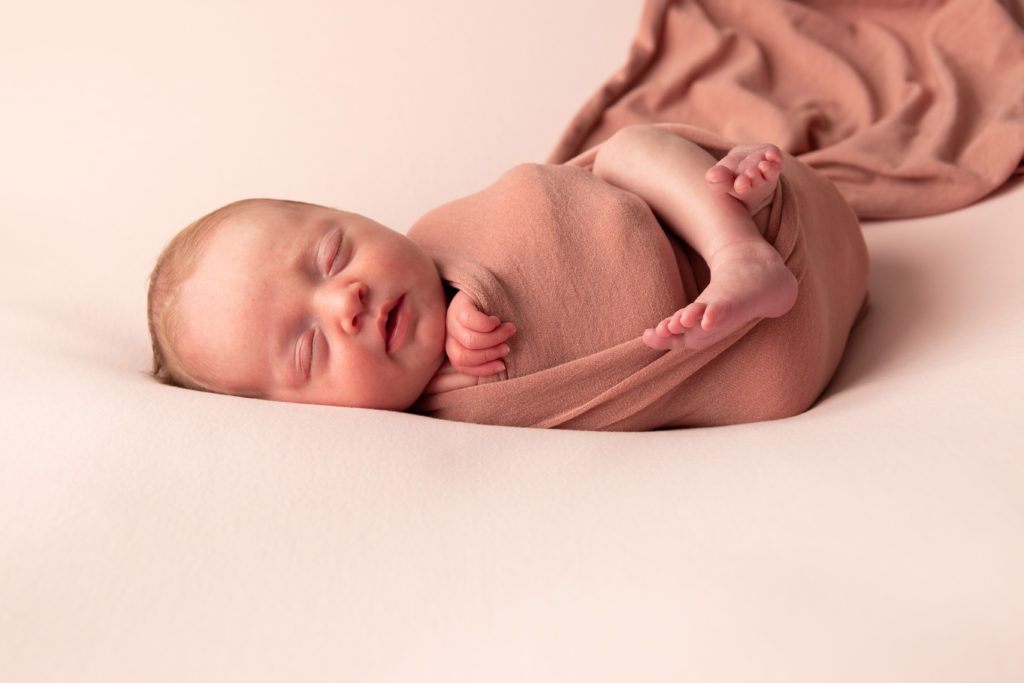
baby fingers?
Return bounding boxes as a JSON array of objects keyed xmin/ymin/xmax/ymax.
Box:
[
  {"xmin": 450, "ymin": 320, "xmax": 516, "ymax": 351},
  {"xmin": 453, "ymin": 302, "xmax": 505, "ymax": 333},
  {"xmin": 451, "ymin": 359, "xmax": 508, "ymax": 378},
  {"xmin": 446, "ymin": 338, "xmax": 511, "ymax": 374}
]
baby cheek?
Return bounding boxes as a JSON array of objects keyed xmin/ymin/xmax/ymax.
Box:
[
  {"xmin": 344, "ymin": 351, "xmax": 421, "ymax": 409},
  {"xmin": 424, "ymin": 291, "xmax": 450, "ymax": 345},
  {"xmin": 426, "ymin": 309, "xmax": 448, "ymax": 355}
]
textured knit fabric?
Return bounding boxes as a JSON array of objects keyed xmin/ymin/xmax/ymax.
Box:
[{"xmin": 410, "ymin": 125, "xmax": 869, "ymax": 430}]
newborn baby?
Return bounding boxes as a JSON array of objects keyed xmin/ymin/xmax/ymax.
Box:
[{"xmin": 148, "ymin": 125, "xmax": 800, "ymax": 417}]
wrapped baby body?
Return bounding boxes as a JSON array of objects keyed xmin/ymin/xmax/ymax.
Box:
[{"xmin": 409, "ymin": 125, "xmax": 869, "ymax": 430}]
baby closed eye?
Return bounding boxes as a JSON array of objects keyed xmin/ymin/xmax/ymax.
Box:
[
  {"xmin": 296, "ymin": 328, "xmax": 317, "ymax": 378},
  {"xmin": 320, "ymin": 229, "xmax": 347, "ymax": 278}
]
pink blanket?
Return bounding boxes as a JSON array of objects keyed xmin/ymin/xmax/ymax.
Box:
[
  {"xmin": 410, "ymin": 126, "xmax": 869, "ymax": 430},
  {"xmin": 549, "ymin": 0, "xmax": 1024, "ymax": 219}
]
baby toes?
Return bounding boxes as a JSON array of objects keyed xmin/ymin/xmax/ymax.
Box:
[
  {"xmin": 643, "ymin": 328, "xmax": 686, "ymax": 350},
  {"xmin": 663, "ymin": 309, "xmax": 689, "ymax": 334},
  {"xmin": 733, "ymin": 172, "xmax": 753, "ymax": 195},
  {"xmin": 665, "ymin": 303, "xmax": 705, "ymax": 334},
  {"xmin": 758, "ymin": 157, "xmax": 782, "ymax": 179},
  {"xmin": 748, "ymin": 170, "xmax": 765, "ymax": 191},
  {"xmin": 705, "ymin": 164, "xmax": 736, "ymax": 191},
  {"xmin": 740, "ymin": 160, "xmax": 767, "ymax": 183},
  {"xmin": 701, "ymin": 303, "xmax": 720, "ymax": 330},
  {"xmin": 654, "ymin": 317, "xmax": 674, "ymax": 338}
]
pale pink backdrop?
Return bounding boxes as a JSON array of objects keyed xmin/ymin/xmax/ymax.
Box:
[{"xmin": 1, "ymin": 1, "xmax": 1022, "ymax": 682}]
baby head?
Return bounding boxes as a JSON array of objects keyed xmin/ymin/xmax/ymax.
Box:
[{"xmin": 147, "ymin": 198, "xmax": 447, "ymax": 410}]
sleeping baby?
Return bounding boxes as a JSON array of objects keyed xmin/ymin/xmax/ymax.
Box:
[{"xmin": 147, "ymin": 124, "xmax": 868, "ymax": 430}]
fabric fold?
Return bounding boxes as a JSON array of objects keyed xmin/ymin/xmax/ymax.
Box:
[
  {"xmin": 410, "ymin": 125, "xmax": 869, "ymax": 430},
  {"xmin": 548, "ymin": 0, "xmax": 1024, "ymax": 219}
]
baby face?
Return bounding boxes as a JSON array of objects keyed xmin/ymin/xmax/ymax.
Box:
[{"xmin": 175, "ymin": 201, "xmax": 447, "ymax": 410}]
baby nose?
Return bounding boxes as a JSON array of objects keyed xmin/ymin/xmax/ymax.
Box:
[{"xmin": 316, "ymin": 280, "xmax": 368, "ymax": 334}]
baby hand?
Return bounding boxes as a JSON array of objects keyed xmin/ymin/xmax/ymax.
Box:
[
  {"xmin": 445, "ymin": 290, "xmax": 516, "ymax": 376},
  {"xmin": 422, "ymin": 359, "xmax": 483, "ymax": 394}
]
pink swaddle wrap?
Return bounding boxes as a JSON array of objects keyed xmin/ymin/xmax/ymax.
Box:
[{"xmin": 410, "ymin": 125, "xmax": 869, "ymax": 430}]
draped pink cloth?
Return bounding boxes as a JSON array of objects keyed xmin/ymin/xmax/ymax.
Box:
[{"xmin": 548, "ymin": 0, "xmax": 1024, "ymax": 219}]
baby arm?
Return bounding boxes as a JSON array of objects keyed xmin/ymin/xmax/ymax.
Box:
[
  {"xmin": 423, "ymin": 290, "xmax": 515, "ymax": 394},
  {"xmin": 591, "ymin": 125, "xmax": 797, "ymax": 351}
]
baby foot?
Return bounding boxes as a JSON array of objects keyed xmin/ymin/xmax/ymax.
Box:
[
  {"xmin": 705, "ymin": 143, "xmax": 783, "ymax": 215},
  {"xmin": 643, "ymin": 240, "xmax": 797, "ymax": 351}
]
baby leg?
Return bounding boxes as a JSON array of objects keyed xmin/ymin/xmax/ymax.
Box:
[
  {"xmin": 644, "ymin": 240, "xmax": 797, "ymax": 351},
  {"xmin": 645, "ymin": 144, "xmax": 796, "ymax": 351}
]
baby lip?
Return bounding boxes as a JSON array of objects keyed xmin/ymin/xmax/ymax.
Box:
[
  {"xmin": 383, "ymin": 295, "xmax": 409, "ymax": 354},
  {"xmin": 378, "ymin": 296, "xmax": 400, "ymax": 349}
]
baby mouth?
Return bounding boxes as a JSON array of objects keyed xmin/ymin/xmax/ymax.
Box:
[{"xmin": 381, "ymin": 295, "xmax": 408, "ymax": 354}]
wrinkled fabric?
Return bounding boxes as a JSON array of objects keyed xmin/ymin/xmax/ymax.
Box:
[
  {"xmin": 410, "ymin": 125, "xmax": 869, "ymax": 430},
  {"xmin": 548, "ymin": 0, "xmax": 1024, "ymax": 219}
]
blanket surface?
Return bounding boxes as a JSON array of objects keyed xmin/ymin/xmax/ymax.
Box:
[
  {"xmin": 549, "ymin": 0, "xmax": 1024, "ymax": 219},
  {"xmin": 410, "ymin": 125, "xmax": 869, "ymax": 430}
]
